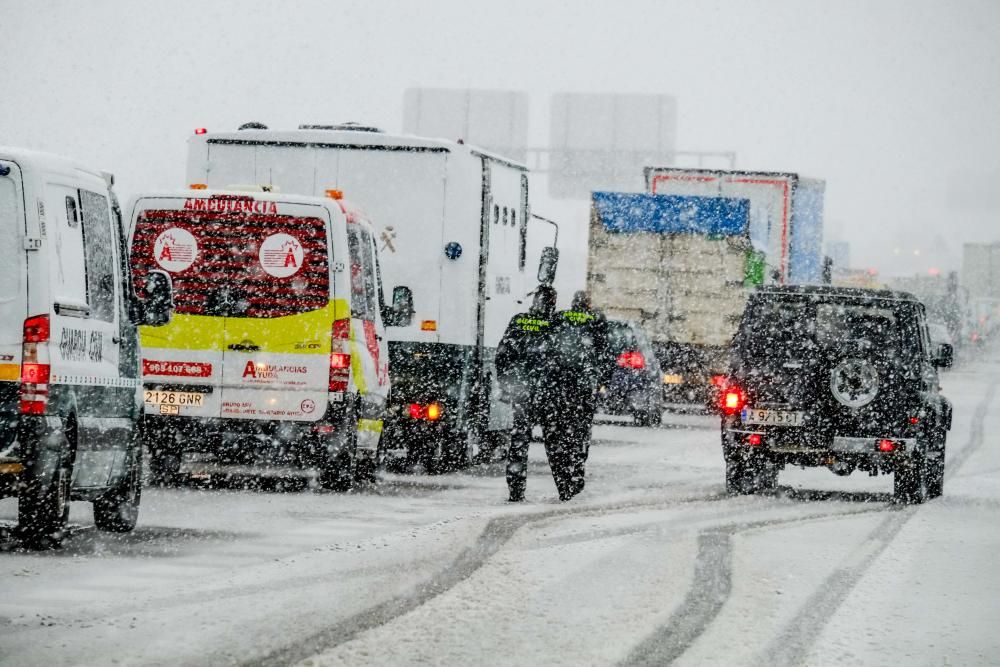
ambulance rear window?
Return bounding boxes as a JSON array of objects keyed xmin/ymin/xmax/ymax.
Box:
[{"xmin": 131, "ymin": 208, "xmax": 330, "ymax": 318}]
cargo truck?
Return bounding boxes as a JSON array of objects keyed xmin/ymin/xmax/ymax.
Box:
[
  {"xmin": 185, "ymin": 124, "xmax": 558, "ymax": 470},
  {"xmin": 588, "ymin": 192, "xmax": 754, "ymax": 408}
]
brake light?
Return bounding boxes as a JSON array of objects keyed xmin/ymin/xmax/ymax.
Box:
[
  {"xmin": 20, "ymin": 315, "xmax": 51, "ymax": 415},
  {"xmin": 877, "ymin": 439, "xmax": 896, "ymax": 452},
  {"xmin": 617, "ymin": 351, "xmax": 645, "ymax": 369},
  {"xmin": 408, "ymin": 402, "xmax": 444, "ymax": 421},
  {"xmin": 746, "ymin": 433, "xmax": 762, "ymax": 446},
  {"xmin": 194, "ymin": 128, "xmax": 207, "ymax": 135},
  {"xmin": 329, "ymin": 318, "xmax": 351, "ymax": 393},
  {"xmin": 721, "ymin": 387, "xmax": 746, "ymax": 415},
  {"xmin": 23, "ymin": 315, "xmax": 50, "ymax": 343}
]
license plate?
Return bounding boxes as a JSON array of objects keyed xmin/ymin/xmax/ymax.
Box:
[
  {"xmin": 663, "ymin": 374, "xmax": 683, "ymax": 385},
  {"xmin": 741, "ymin": 408, "xmax": 803, "ymax": 426},
  {"xmin": 144, "ymin": 390, "xmax": 205, "ymax": 408}
]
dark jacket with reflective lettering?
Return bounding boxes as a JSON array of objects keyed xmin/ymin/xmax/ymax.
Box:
[
  {"xmin": 550, "ymin": 308, "xmax": 614, "ymax": 392},
  {"xmin": 495, "ymin": 311, "xmax": 558, "ymax": 399}
]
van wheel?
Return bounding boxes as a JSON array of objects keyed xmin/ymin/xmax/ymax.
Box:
[
  {"xmin": 18, "ymin": 453, "xmax": 73, "ymax": 549},
  {"xmin": 93, "ymin": 445, "xmax": 142, "ymax": 532},
  {"xmin": 319, "ymin": 424, "xmax": 357, "ymax": 492}
]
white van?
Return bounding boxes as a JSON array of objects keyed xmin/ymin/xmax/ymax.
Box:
[
  {"xmin": 127, "ymin": 189, "xmax": 409, "ymax": 489},
  {"xmin": 0, "ymin": 147, "xmax": 173, "ymax": 546},
  {"xmin": 186, "ymin": 124, "xmax": 558, "ymax": 470}
]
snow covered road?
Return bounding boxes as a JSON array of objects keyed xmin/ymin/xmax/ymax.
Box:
[{"xmin": 1, "ymin": 358, "xmax": 998, "ymax": 666}]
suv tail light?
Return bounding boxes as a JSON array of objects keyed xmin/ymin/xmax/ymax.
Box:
[
  {"xmin": 617, "ymin": 351, "xmax": 645, "ymax": 369},
  {"xmin": 721, "ymin": 386, "xmax": 747, "ymax": 415},
  {"xmin": 20, "ymin": 315, "xmax": 51, "ymax": 415},
  {"xmin": 329, "ymin": 318, "xmax": 351, "ymax": 393}
]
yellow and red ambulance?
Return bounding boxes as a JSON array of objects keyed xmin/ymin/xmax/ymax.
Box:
[{"xmin": 127, "ymin": 189, "xmax": 410, "ymax": 489}]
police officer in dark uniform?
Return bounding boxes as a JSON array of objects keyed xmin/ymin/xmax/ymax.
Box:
[
  {"xmin": 551, "ymin": 290, "xmax": 613, "ymax": 496},
  {"xmin": 495, "ymin": 285, "xmax": 571, "ymax": 501}
]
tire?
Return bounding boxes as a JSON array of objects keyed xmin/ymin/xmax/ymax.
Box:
[
  {"xmin": 318, "ymin": 423, "xmax": 357, "ymax": 492},
  {"xmin": 725, "ymin": 450, "xmax": 776, "ymax": 495},
  {"xmin": 439, "ymin": 431, "xmax": 472, "ymax": 472},
  {"xmin": 18, "ymin": 452, "xmax": 73, "ymax": 548},
  {"xmin": 144, "ymin": 422, "xmax": 180, "ymax": 487},
  {"xmin": 93, "ymin": 444, "xmax": 142, "ymax": 532},
  {"xmin": 474, "ymin": 430, "xmax": 510, "ymax": 464},
  {"xmin": 926, "ymin": 442, "xmax": 946, "ymax": 499},
  {"xmin": 894, "ymin": 451, "xmax": 929, "ymax": 504}
]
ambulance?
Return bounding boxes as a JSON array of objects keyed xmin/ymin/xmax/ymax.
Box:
[
  {"xmin": 0, "ymin": 147, "xmax": 173, "ymax": 546},
  {"xmin": 128, "ymin": 189, "xmax": 408, "ymax": 489}
]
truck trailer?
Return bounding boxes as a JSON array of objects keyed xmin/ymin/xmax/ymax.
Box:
[
  {"xmin": 588, "ymin": 192, "xmax": 753, "ymax": 408},
  {"xmin": 185, "ymin": 124, "xmax": 556, "ymax": 469}
]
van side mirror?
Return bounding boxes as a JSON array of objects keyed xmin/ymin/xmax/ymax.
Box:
[
  {"xmin": 384, "ymin": 285, "xmax": 413, "ymax": 327},
  {"xmin": 933, "ymin": 342, "xmax": 954, "ymax": 369},
  {"xmin": 137, "ymin": 270, "xmax": 175, "ymax": 326},
  {"xmin": 538, "ymin": 246, "xmax": 559, "ymax": 285}
]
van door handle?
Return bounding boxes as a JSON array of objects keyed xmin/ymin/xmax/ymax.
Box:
[{"xmin": 111, "ymin": 336, "xmax": 122, "ymax": 345}]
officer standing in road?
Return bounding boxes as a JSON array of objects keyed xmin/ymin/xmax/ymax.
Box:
[
  {"xmin": 551, "ymin": 290, "xmax": 613, "ymax": 496},
  {"xmin": 495, "ymin": 285, "xmax": 576, "ymax": 502}
]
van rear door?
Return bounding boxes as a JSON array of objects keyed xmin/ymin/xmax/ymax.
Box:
[
  {"xmin": 0, "ymin": 160, "xmax": 27, "ymax": 451},
  {"xmin": 132, "ymin": 195, "xmax": 335, "ymax": 422}
]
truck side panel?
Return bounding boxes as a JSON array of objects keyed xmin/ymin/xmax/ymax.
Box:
[{"xmin": 788, "ymin": 178, "xmax": 826, "ymax": 284}]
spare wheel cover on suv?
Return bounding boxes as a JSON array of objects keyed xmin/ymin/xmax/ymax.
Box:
[{"xmin": 830, "ymin": 357, "xmax": 880, "ymax": 408}]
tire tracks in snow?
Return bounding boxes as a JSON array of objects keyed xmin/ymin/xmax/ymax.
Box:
[
  {"xmin": 624, "ymin": 376, "xmax": 999, "ymax": 667},
  {"xmin": 754, "ymin": 375, "xmax": 998, "ymax": 667},
  {"xmin": 250, "ymin": 490, "xmax": 728, "ymax": 667}
]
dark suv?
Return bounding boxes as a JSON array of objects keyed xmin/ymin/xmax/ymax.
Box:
[
  {"xmin": 721, "ymin": 286, "xmax": 953, "ymax": 503},
  {"xmin": 596, "ymin": 320, "xmax": 664, "ymax": 426}
]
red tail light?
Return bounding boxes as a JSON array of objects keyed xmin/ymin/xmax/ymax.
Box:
[
  {"xmin": 20, "ymin": 315, "xmax": 51, "ymax": 415},
  {"xmin": 877, "ymin": 439, "xmax": 896, "ymax": 452},
  {"xmin": 329, "ymin": 319, "xmax": 351, "ymax": 392},
  {"xmin": 721, "ymin": 386, "xmax": 746, "ymax": 415},
  {"xmin": 408, "ymin": 402, "xmax": 444, "ymax": 421},
  {"xmin": 617, "ymin": 351, "xmax": 645, "ymax": 369},
  {"xmin": 746, "ymin": 433, "xmax": 762, "ymax": 446},
  {"xmin": 23, "ymin": 315, "xmax": 50, "ymax": 343}
]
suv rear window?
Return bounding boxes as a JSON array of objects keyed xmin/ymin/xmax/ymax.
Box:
[
  {"xmin": 738, "ymin": 295, "xmax": 916, "ymax": 359},
  {"xmin": 131, "ymin": 208, "xmax": 329, "ymax": 318}
]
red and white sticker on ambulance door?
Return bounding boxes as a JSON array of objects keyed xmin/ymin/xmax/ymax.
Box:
[
  {"xmin": 259, "ymin": 233, "xmax": 304, "ymax": 278},
  {"xmin": 154, "ymin": 228, "xmax": 198, "ymax": 273}
]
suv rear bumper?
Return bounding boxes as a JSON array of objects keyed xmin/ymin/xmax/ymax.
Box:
[{"xmin": 724, "ymin": 428, "xmax": 918, "ymax": 471}]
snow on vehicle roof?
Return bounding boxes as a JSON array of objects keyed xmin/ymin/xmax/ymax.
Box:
[
  {"xmin": 0, "ymin": 145, "xmax": 109, "ymax": 181},
  {"xmin": 194, "ymin": 128, "xmax": 528, "ymax": 170},
  {"xmin": 756, "ymin": 284, "xmax": 920, "ymax": 303}
]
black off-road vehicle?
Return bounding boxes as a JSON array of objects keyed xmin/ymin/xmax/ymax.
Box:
[{"xmin": 721, "ymin": 286, "xmax": 953, "ymax": 503}]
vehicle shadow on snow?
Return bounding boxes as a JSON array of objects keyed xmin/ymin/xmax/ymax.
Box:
[
  {"xmin": 0, "ymin": 523, "xmax": 250, "ymax": 557},
  {"xmin": 771, "ymin": 485, "xmax": 894, "ymax": 505}
]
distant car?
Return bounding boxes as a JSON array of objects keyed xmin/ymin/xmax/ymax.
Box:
[
  {"xmin": 721, "ymin": 285, "xmax": 953, "ymax": 503},
  {"xmin": 596, "ymin": 320, "xmax": 663, "ymax": 426},
  {"xmin": 653, "ymin": 341, "xmax": 727, "ymax": 410}
]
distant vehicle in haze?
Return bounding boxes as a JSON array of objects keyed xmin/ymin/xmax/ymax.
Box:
[
  {"xmin": 722, "ymin": 285, "xmax": 953, "ymax": 503},
  {"xmin": 0, "ymin": 147, "xmax": 173, "ymax": 546},
  {"xmin": 595, "ymin": 319, "xmax": 664, "ymax": 426}
]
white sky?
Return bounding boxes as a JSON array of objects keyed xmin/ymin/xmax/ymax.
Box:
[{"xmin": 2, "ymin": 0, "xmax": 998, "ymax": 279}]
